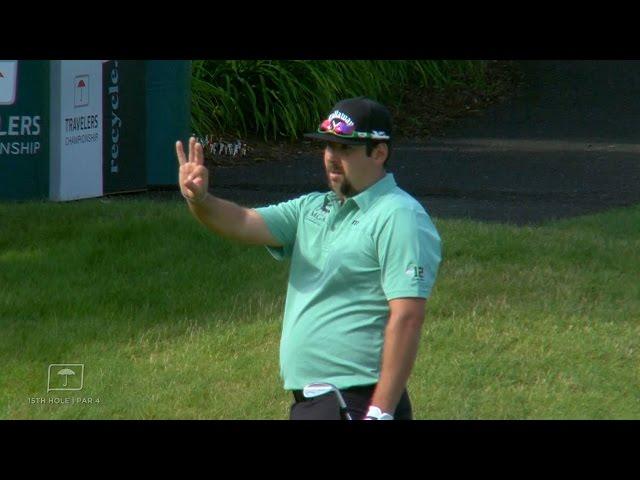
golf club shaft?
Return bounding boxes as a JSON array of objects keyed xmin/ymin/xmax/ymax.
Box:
[{"xmin": 333, "ymin": 390, "xmax": 353, "ymax": 421}]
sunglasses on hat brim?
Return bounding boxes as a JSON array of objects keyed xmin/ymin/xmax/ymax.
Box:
[{"xmin": 304, "ymin": 119, "xmax": 390, "ymax": 144}]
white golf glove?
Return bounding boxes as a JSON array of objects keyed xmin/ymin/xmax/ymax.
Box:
[{"xmin": 364, "ymin": 406, "xmax": 394, "ymax": 420}]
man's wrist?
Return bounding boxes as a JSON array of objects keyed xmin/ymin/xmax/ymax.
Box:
[{"xmin": 364, "ymin": 405, "xmax": 394, "ymax": 420}]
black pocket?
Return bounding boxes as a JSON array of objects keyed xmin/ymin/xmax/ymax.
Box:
[{"xmin": 289, "ymin": 396, "xmax": 342, "ymax": 420}]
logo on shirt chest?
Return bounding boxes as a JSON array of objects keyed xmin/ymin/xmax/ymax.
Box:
[
  {"xmin": 308, "ymin": 208, "xmax": 329, "ymax": 223},
  {"xmin": 307, "ymin": 196, "xmax": 333, "ymax": 223}
]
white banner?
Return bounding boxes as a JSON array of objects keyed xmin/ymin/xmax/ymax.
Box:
[{"xmin": 50, "ymin": 60, "xmax": 103, "ymax": 201}]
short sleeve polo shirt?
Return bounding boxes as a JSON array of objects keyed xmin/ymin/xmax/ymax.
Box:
[{"xmin": 254, "ymin": 173, "xmax": 442, "ymax": 390}]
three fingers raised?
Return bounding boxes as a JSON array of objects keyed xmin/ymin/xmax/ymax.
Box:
[{"xmin": 176, "ymin": 137, "xmax": 205, "ymax": 166}]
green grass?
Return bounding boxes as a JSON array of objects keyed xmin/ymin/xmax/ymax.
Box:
[{"xmin": 1, "ymin": 198, "xmax": 639, "ymax": 419}]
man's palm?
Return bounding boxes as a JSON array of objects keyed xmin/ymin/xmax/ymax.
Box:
[{"xmin": 176, "ymin": 137, "xmax": 209, "ymax": 202}]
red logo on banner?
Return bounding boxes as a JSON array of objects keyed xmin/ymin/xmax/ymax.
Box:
[{"xmin": 74, "ymin": 75, "xmax": 89, "ymax": 107}]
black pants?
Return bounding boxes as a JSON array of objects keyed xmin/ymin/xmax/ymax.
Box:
[{"xmin": 289, "ymin": 384, "xmax": 413, "ymax": 420}]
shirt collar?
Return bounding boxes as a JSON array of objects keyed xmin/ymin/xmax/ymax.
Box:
[
  {"xmin": 352, "ymin": 173, "xmax": 396, "ymax": 213},
  {"xmin": 326, "ymin": 173, "xmax": 397, "ymax": 213}
]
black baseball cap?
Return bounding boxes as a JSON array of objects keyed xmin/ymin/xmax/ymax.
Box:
[{"xmin": 304, "ymin": 96, "xmax": 392, "ymax": 145}]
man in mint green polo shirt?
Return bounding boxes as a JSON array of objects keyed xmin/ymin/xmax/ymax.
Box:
[{"xmin": 175, "ymin": 97, "xmax": 441, "ymax": 420}]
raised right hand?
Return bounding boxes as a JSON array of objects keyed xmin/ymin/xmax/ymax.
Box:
[{"xmin": 176, "ymin": 136, "xmax": 209, "ymax": 204}]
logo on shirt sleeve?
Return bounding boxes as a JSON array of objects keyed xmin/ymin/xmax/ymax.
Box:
[{"xmin": 405, "ymin": 264, "xmax": 425, "ymax": 280}]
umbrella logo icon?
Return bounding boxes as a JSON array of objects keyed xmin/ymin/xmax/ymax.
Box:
[
  {"xmin": 77, "ymin": 80, "xmax": 86, "ymax": 102},
  {"xmin": 74, "ymin": 75, "xmax": 89, "ymax": 107},
  {"xmin": 48, "ymin": 364, "xmax": 84, "ymax": 391},
  {"xmin": 0, "ymin": 60, "xmax": 18, "ymax": 105},
  {"xmin": 58, "ymin": 368, "xmax": 76, "ymax": 387}
]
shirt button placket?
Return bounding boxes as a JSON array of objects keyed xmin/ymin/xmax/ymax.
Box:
[{"xmin": 329, "ymin": 202, "xmax": 338, "ymax": 233}]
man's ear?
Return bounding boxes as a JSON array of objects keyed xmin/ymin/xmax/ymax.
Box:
[{"xmin": 372, "ymin": 143, "xmax": 389, "ymax": 166}]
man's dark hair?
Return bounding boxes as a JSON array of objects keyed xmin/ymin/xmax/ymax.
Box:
[{"xmin": 366, "ymin": 140, "xmax": 392, "ymax": 167}]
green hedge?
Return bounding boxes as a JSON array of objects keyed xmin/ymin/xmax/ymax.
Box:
[{"xmin": 191, "ymin": 60, "xmax": 488, "ymax": 140}]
